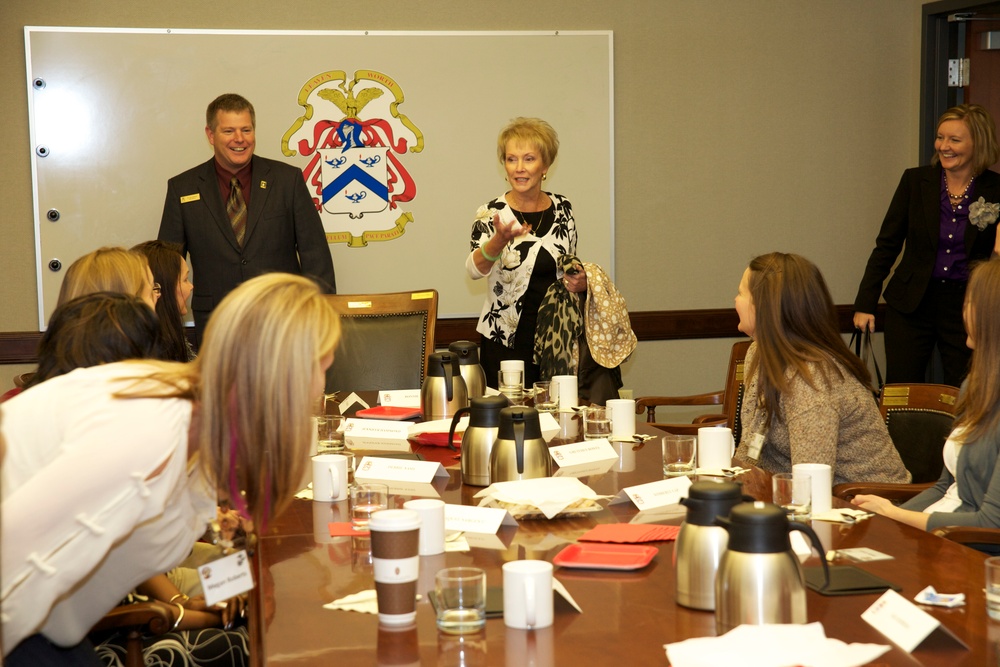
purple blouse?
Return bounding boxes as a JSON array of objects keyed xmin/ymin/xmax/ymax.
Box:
[{"xmin": 933, "ymin": 170, "xmax": 975, "ymax": 281}]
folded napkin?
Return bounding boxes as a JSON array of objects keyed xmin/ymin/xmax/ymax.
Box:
[
  {"xmin": 474, "ymin": 477, "xmax": 609, "ymax": 519},
  {"xmin": 324, "ymin": 590, "xmax": 378, "ymax": 615},
  {"xmin": 665, "ymin": 622, "xmax": 889, "ymax": 667},
  {"xmin": 578, "ymin": 523, "xmax": 680, "ymax": 543}
]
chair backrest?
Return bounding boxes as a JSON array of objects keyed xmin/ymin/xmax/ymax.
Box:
[
  {"xmin": 324, "ymin": 289, "xmax": 438, "ymax": 393},
  {"xmin": 878, "ymin": 383, "xmax": 959, "ymax": 483},
  {"xmin": 723, "ymin": 340, "xmax": 751, "ymax": 444}
]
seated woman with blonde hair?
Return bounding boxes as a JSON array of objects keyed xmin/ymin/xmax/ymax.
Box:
[
  {"xmin": 57, "ymin": 246, "xmax": 159, "ymax": 309},
  {"xmin": 2, "ymin": 274, "xmax": 340, "ymax": 664},
  {"xmin": 854, "ymin": 258, "xmax": 1000, "ymax": 537},
  {"xmin": 731, "ymin": 252, "xmax": 910, "ymax": 485}
]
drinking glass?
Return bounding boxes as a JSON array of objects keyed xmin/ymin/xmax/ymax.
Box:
[
  {"xmin": 661, "ymin": 434, "xmax": 697, "ymax": 476},
  {"xmin": 582, "ymin": 406, "xmax": 611, "ymax": 440},
  {"xmin": 772, "ymin": 472, "xmax": 812, "ymax": 519},
  {"xmin": 435, "ymin": 567, "xmax": 487, "ymax": 634},
  {"xmin": 315, "ymin": 414, "xmax": 345, "ymax": 453},
  {"xmin": 533, "ymin": 381, "xmax": 557, "ymax": 413},
  {"xmin": 498, "ymin": 370, "xmax": 524, "ymax": 404},
  {"xmin": 351, "ymin": 482, "xmax": 388, "ymax": 531},
  {"xmin": 987, "ymin": 557, "xmax": 1000, "ymax": 621}
]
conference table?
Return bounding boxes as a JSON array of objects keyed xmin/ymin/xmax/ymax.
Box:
[{"xmin": 250, "ymin": 405, "xmax": 997, "ymax": 666}]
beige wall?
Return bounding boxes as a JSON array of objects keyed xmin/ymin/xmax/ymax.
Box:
[{"xmin": 0, "ymin": 0, "xmax": 925, "ymax": 401}]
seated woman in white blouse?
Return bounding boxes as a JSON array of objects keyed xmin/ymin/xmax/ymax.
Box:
[
  {"xmin": 1, "ymin": 273, "xmax": 341, "ymax": 664},
  {"xmin": 854, "ymin": 258, "xmax": 1000, "ymax": 537}
]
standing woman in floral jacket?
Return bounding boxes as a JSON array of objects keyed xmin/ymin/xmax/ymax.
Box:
[
  {"xmin": 465, "ymin": 117, "xmax": 582, "ymax": 389},
  {"xmin": 854, "ymin": 104, "xmax": 1000, "ymax": 387}
]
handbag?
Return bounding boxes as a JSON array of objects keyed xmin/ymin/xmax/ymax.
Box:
[{"xmin": 848, "ymin": 328, "xmax": 884, "ymax": 401}]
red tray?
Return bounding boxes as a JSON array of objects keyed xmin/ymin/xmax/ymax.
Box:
[
  {"xmin": 354, "ymin": 406, "xmax": 422, "ymax": 420},
  {"xmin": 553, "ymin": 543, "xmax": 658, "ymax": 571}
]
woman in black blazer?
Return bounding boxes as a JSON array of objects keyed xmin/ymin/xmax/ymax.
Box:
[{"xmin": 854, "ymin": 104, "xmax": 1000, "ymax": 387}]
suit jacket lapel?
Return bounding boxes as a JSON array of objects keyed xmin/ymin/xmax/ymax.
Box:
[
  {"xmin": 920, "ymin": 166, "xmax": 941, "ymax": 250},
  {"xmin": 245, "ymin": 157, "xmax": 272, "ymax": 246},
  {"xmin": 199, "ymin": 159, "xmax": 243, "ymax": 253}
]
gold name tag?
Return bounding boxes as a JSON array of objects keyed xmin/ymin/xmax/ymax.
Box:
[{"xmin": 180, "ymin": 193, "xmax": 201, "ymax": 203}]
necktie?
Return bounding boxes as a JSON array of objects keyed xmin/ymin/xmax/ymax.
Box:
[{"xmin": 227, "ymin": 176, "xmax": 247, "ymax": 246}]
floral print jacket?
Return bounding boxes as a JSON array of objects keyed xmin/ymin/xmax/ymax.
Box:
[{"xmin": 469, "ymin": 192, "xmax": 576, "ymax": 347}]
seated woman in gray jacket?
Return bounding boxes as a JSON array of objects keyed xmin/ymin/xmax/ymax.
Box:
[{"xmin": 854, "ymin": 257, "xmax": 1000, "ymax": 533}]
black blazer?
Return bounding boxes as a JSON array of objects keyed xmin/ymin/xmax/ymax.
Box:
[
  {"xmin": 854, "ymin": 165, "xmax": 1000, "ymax": 315},
  {"xmin": 158, "ymin": 156, "xmax": 336, "ymax": 334}
]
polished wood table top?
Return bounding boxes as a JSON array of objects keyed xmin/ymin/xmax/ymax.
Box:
[{"xmin": 253, "ymin": 417, "xmax": 997, "ymax": 666}]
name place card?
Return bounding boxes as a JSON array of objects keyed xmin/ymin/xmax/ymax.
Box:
[
  {"xmin": 355, "ymin": 456, "xmax": 448, "ymax": 484},
  {"xmin": 862, "ymin": 589, "xmax": 968, "ymax": 653},
  {"xmin": 445, "ymin": 504, "xmax": 517, "ymax": 534},
  {"xmin": 198, "ymin": 550, "xmax": 254, "ymax": 607},
  {"xmin": 379, "ymin": 390, "xmax": 421, "ymax": 407},
  {"xmin": 338, "ymin": 392, "xmax": 369, "ymax": 413},
  {"xmin": 610, "ymin": 476, "xmax": 692, "ymax": 511},
  {"xmin": 553, "ymin": 459, "xmax": 616, "ymax": 478},
  {"xmin": 549, "ymin": 439, "xmax": 618, "ymax": 468},
  {"xmin": 345, "ymin": 436, "xmax": 412, "ymax": 452},
  {"xmin": 344, "ymin": 418, "xmax": 410, "ymax": 439}
]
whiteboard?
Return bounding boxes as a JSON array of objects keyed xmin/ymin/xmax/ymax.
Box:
[{"xmin": 24, "ymin": 28, "xmax": 614, "ymax": 328}]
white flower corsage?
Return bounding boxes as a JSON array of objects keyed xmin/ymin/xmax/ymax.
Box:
[{"xmin": 969, "ymin": 197, "xmax": 1000, "ymax": 231}]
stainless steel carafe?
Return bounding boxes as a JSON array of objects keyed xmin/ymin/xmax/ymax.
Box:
[
  {"xmin": 489, "ymin": 406, "xmax": 551, "ymax": 482},
  {"xmin": 674, "ymin": 481, "xmax": 746, "ymax": 610},
  {"xmin": 449, "ymin": 395, "xmax": 510, "ymax": 486},
  {"xmin": 714, "ymin": 501, "xmax": 829, "ymax": 633},
  {"xmin": 420, "ymin": 352, "xmax": 469, "ymax": 420},
  {"xmin": 448, "ymin": 340, "xmax": 487, "ymax": 399}
]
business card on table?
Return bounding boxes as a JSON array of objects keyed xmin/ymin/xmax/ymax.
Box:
[
  {"xmin": 344, "ymin": 418, "xmax": 410, "ymax": 439},
  {"xmin": 837, "ymin": 547, "xmax": 894, "ymax": 562},
  {"xmin": 378, "ymin": 389, "xmax": 421, "ymax": 408},
  {"xmin": 549, "ymin": 439, "xmax": 618, "ymax": 468},
  {"xmin": 445, "ymin": 504, "xmax": 517, "ymax": 534},
  {"xmin": 610, "ymin": 476, "xmax": 692, "ymax": 511},
  {"xmin": 355, "ymin": 456, "xmax": 448, "ymax": 483},
  {"xmin": 862, "ymin": 589, "xmax": 968, "ymax": 653}
]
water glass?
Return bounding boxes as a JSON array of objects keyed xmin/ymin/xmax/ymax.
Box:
[
  {"xmin": 582, "ymin": 406, "xmax": 611, "ymax": 440},
  {"xmin": 772, "ymin": 472, "xmax": 812, "ymax": 519},
  {"xmin": 661, "ymin": 434, "xmax": 697, "ymax": 476},
  {"xmin": 533, "ymin": 381, "xmax": 557, "ymax": 413},
  {"xmin": 351, "ymin": 482, "xmax": 388, "ymax": 531},
  {"xmin": 435, "ymin": 567, "xmax": 487, "ymax": 634},
  {"xmin": 498, "ymin": 370, "xmax": 524, "ymax": 404},
  {"xmin": 316, "ymin": 414, "xmax": 345, "ymax": 453},
  {"xmin": 987, "ymin": 557, "xmax": 1000, "ymax": 621}
]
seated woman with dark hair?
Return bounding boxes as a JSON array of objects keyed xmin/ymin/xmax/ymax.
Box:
[
  {"xmin": 133, "ymin": 240, "xmax": 195, "ymax": 361},
  {"xmin": 731, "ymin": 252, "xmax": 910, "ymax": 485}
]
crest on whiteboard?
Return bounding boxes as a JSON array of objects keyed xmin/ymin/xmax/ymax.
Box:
[{"xmin": 282, "ymin": 70, "xmax": 423, "ymax": 247}]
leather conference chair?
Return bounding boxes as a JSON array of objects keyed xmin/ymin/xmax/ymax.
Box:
[
  {"xmin": 324, "ymin": 289, "xmax": 438, "ymax": 393},
  {"xmin": 635, "ymin": 340, "xmax": 750, "ymax": 440},
  {"xmin": 877, "ymin": 383, "xmax": 959, "ymax": 483}
]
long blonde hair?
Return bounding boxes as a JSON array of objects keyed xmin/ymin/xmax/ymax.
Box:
[
  {"xmin": 954, "ymin": 258, "xmax": 1000, "ymax": 444},
  {"xmin": 123, "ymin": 273, "xmax": 340, "ymax": 527},
  {"xmin": 57, "ymin": 246, "xmax": 149, "ymax": 306}
]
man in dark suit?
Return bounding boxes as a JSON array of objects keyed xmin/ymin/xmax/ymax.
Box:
[{"xmin": 158, "ymin": 93, "xmax": 336, "ymax": 345}]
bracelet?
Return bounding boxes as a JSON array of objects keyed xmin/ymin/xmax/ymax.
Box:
[
  {"xmin": 480, "ymin": 245, "xmax": 502, "ymax": 263},
  {"xmin": 171, "ymin": 603, "xmax": 186, "ymax": 631},
  {"xmin": 168, "ymin": 593, "xmax": 189, "ymax": 605}
]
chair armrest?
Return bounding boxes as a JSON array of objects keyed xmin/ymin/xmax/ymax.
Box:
[
  {"xmin": 691, "ymin": 413, "xmax": 726, "ymax": 425},
  {"xmin": 931, "ymin": 525, "xmax": 1000, "ymax": 546},
  {"xmin": 90, "ymin": 601, "xmax": 174, "ymax": 637},
  {"xmin": 832, "ymin": 482, "xmax": 934, "ymax": 503},
  {"xmin": 636, "ymin": 393, "xmax": 724, "ymax": 412}
]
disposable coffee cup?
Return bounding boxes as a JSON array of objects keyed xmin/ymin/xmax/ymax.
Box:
[{"xmin": 369, "ymin": 509, "xmax": 422, "ymax": 625}]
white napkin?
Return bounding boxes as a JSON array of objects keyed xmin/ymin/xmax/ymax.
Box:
[
  {"xmin": 323, "ymin": 590, "xmax": 378, "ymax": 615},
  {"xmin": 473, "ymin": 477, "xmax": 608, "ymax": 519},
  {"xmin": 665, "ymin": 623, "xmax": 890, "ymax": 667}
]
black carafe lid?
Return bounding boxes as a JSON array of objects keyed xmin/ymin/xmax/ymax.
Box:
[
  {"xmin": 679, "ymin": 481, "xmax": 744, "ymax": 527},
  {"xmin": 448, "ymin": 341, "xmax": 481, "ymax": 365},
  {"xmin": 718, "ymin": 502, "xmax": 791, "ymax": 554}
]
